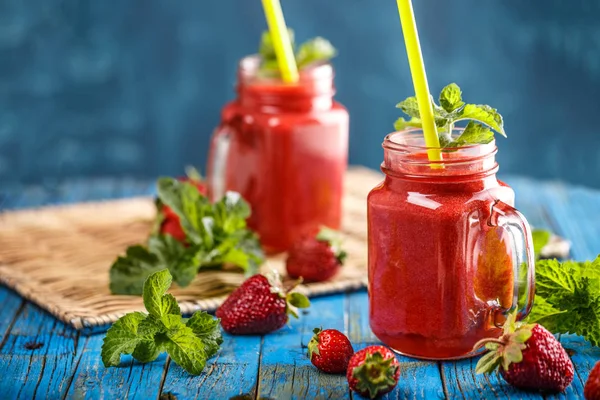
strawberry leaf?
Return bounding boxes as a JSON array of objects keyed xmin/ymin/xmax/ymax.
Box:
[{"xmin": 287, "ymin": 292, "xmax": 310, "ymax": 309}]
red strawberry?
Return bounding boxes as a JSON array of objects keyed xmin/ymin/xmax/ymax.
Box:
[
  {"xmin": 585, "ymin": 361, "xmax": 600, "ymax": 400},
  {"xmin": 308, "ymin": 328, "xmax": 354, "ymax": 374},
  {"xmin": 475, "ymin": 312, "xmax": 574, "ymax": 393},
  {"xmin": 160, "ymin": 169, "xmax": 207, "ymax": 241},
  {"xmin": 346, "ymin": 345, "xmax": 400, "ymax": 399},
  {"xmin": 286, "ymin": 227, "xmax": 347, "ymax": 282},
  {"xmin": 216, "ymin": 272, "xmax": 310, "ymax": 335}
]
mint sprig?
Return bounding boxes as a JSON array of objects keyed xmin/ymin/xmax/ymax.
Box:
[
  {"xmin": 110, "ymin": 179, "xmax": 264, "ymax": 295},
  {"xmin": 394, "ymin": 83, "xmax": 506, "ymax": 148},
  {"xmin": 102, "ymin": 269, "xmax": 223, "ymax": 375},
  {"xmin": 259, "ymin": 29, "xmax": 336, "ymax": 73},
  {"xmin": 527, "ymin": 256, "xmax": 600, "ymax": 347}
]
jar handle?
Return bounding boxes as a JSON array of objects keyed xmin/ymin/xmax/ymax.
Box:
[
  {"xmin": 206, "ymin": 123, "xmax": 234, "ymax": 202},
  {"xmin": 489, "ymin": 199, "xmax": 536, "ymax": 325}
]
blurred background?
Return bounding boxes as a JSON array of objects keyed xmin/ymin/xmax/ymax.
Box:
[{"xmin": 0, "ymin": 0, "xmax": 599, "ymax": 191}]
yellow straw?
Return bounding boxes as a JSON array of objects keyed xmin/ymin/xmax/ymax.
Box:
[
  {"xmin": 396, "ymin": 0, "xmax": 443, "ymax": 165},
  {"xmin": 261, "ymin": 0, "xmax": 299, "ymax": 83}
]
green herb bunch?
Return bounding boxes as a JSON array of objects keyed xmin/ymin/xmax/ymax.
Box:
[
  {"xmin": 259, "ymin": 29, "xmax": 336, "ymax": 73},
  {"xmin": 394, "ymin": 83, "xmax": 506, "ymax": 148},
  {"xmin": 527, "ymin": 229, "xmax": 600, "ymax": 346},
  {"xmin": 110, "ymin": 178, "xmax": 264, "ymax": 295},
  {"xmin": 102, "ymin": 269, "xmax": 222, "ymax": 375}
]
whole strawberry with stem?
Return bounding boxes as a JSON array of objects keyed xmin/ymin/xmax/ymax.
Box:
[
  {"xmin": 475, "ymin": 312, "xmax": 574, "ymax": 393},
  {"xmin": 585, "ymin": 361, "xmax": 600, "ymax": 400},
  {"xmin": 286, "ymin": 227, "xmax": 347, "ymax": 282},
  {"xmin": 308, "ymin": 328, "xmax": 354, "ymax": 374},
  {"xmin": 216, "ymin": 271, "xmax": 310, "ymax": 335},
  {"xmin": 346, "ymin": 345, "xmax": 400, "ymax": 399}
]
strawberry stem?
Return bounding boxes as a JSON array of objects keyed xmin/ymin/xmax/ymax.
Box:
[{"xmin": 472, "ymin": 337, "xmax": 505, "ymax": 352}]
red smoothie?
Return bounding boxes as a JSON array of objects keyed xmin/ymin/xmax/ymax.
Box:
[
  {"xmin": 207, "ymin": 56, "xmax": 348, "ymax": 253},
  {"xmin": 367, "ymin": 130, "xmax": 534, "ymax": 359}
]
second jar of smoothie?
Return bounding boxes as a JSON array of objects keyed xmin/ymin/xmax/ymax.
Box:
[
  {"xmin": 367, "ymin": 129, "xmax": 535, "ymax": 360},
  {"xmin": 207, "ymin": 55, "xmax": 348, "ymax": 253}
]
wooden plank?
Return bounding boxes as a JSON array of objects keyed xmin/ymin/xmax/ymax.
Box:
[
  {"xmin": 256, "ymin": 294, "xmax": 350, "ymax": 400},
  {"xmin": 0, "ymin": 302, "xmax": 85, "ymax": 399},
  {"xmin": 64, "ymin": 334, "xmax": 166, "ymax": 400},
  {"xmin": 347, "ymin": 291, "xmax": 446, "ymax": 399},
  {"xmin": 160, "ymin": 334, "xmax": 262, "ymax": 399},
  {"xmin": 0, "ymin": 287, "xmax": 24, "ymax": 348}
]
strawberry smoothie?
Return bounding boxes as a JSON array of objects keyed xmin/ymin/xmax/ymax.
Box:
[
  {"xmin": 207, "ymin": 56, "xmax": 348, "ymax": 253},
  {"xmin": 367, "ymin": 130, "xmax": 534, "ymax": 359}
]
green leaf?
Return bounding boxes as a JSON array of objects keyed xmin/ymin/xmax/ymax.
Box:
[
  {"xmin": 296, "ymin": 37, "xmax": 337, "ymax": 68},
  {"xmin": 457, "ymin": 104, "xmax": 505, "ymax": 136},
  {"xmin": 259, "ymin": 29, "xmax": 295, "ymax": 61},
  {"xmin": 532, "ymin": 229, "xmax": 551, "ymax": 259},
  {"xmin": 101, "ymin": 312, "xmax": 146, "ymax": 367},
  {"xmin": 132, "ymin": 339, "xmax": 162, "ymax": 363},
  {"xmin": 148, "ymin": 235, "xmax": 203, "ymax": 287},
  {"xmin": 528, "ymin": 256, "xmax": 600, "ymax": 346},
  {"xmin": 475, "ymin": 351, "xmax": 502, "ymax": 374},
  {"xmin": 109, "ymin": 246, "xmax": 165, "ymax": 295},
  {"xmin": 396, "ymin": 97, "xmax": 421, "ymax": 119},
  {"xmin": 287, "ymin": 292, "xmax": 311, "ymax": 309},
  {"xmin": 157, "ymin": 178, "xmax": 210, "ymax": 245},
  {"xmin": 393, "ymin": 117, "xmax": 422, "ymax": 131},
  {"xmin": 449, "ymin": 121, "xmax": 494, "ymax": 147},
  {"xmin": 186, "ymin": 312, "xmax": 223, "ymax": 359},
  {"xmin": 143, "ymin": 269, "xmax": 176, "ymax": 318},
  {"xmin": 160, "ymin": 326, "xmax": 208, "ymax": 375},
  {"xmin": 439, "ymin": 83, "xmax": 465, "ymax": 112}
]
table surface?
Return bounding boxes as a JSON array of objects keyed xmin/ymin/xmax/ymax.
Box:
[{"xmin": 0, "ymin": 175, "xmax": 599, "ymax": 400}]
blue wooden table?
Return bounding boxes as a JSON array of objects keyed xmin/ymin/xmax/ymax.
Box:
[{"xmin": 0, "ymin": 175, "xmax": 599, "ymax": 399}]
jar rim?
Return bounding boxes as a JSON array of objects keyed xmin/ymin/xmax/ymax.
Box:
[
  {"xmin": 238, "ymin": 55, "xmax": 334, "ymax": 86},
  {"xmin": 383, "ymin": 128, "xmax": 497, "ymax": 153}
]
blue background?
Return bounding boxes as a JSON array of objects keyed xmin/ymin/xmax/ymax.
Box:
[{"xmin": 0, "ymin": 0, "xmax": 599, "ymax": 188}]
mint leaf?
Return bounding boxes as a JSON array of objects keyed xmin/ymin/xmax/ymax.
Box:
[
  {"xmin": 528, "ymin": 256, "xmax": 600, "ymax": 346},
  {"xmin": 439, "ymin": 83, "xmax": 464, "ymax": 112},
  {"xmin": 143, "ymin": 269, "xmax": 176, "ymax": 317},
  {"xmin": 157, "ymin": 178, "xmax": 211, "ymax": 245},
  {"xmin": 160, "ymin": 326, "xmax": 208, "ymax": 375},
  {"xmin": 186, "ymin": 311, "xmax": 223, "ymax": 358},
  {"xmin": 109, "ymin": 246, "xmax": 165, "ymax": 295},
  {"xmin": 101, "ymin": 312, "xmax": 146, "ymax": 367},
  {"xmin": 394, "ymin": 117, "xmax": 422, "ymax": 131},
  {"xmin": 296, "ymin": 37, "xmax": 337, "ymax": 68},
  {"xmin": 149, "ymin": 235, "xmax": 203, "ymax": 287},
  {"xmin": 259, "ymin": 30, "xmax": 335, "ymax": 73},
  {"xmin": 457, "ymin": 104, "xmax": 505, "ymax": 137},
  {"xmin": 111, "ymin": 177, "xmax": 264, "ymax": 294},
  {"xmin": 259, "ymin": 29, "xmax": 295, "ymax": 61},
  {"xmin": 103, "ymin": 270, "xmax": 222, "ymax": 375},
  {"xmin": 132, "ymin": 339, "xmax": 162, "ymax": 363},
  {"xmin": 449, "ymin": 122, "xmax": 494, "ymax": 146},
  {"xmin": 532, "ymin": 229, "xmax": 551, "ymax": 259},
  {"xmin": 393, "ymin": 83, "xmax": 506, "ymax": 148},
  {"xmin": 396, "ymin": 97, "xmax": 420, "ymax": 119}
]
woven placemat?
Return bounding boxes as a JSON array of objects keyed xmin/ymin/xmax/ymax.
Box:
[{"xmin": 0, "ymin": 167, "xmax": 382, "ymax": 333}]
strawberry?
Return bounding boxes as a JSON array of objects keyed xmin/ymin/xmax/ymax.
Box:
[
  {"xmin": 346, "ymin": 345, "xmax": 400, "ymax": 399},
  {"xmin": 216, "ymin": 272, "xmax": 310, "ymax": 335},
  {"xmin": 585, "ymin": 361, "xmax": 600, "ymax": 400},
  {"xmin": 159, "ymin": 168, "xmax": 207, "ymax": 242},
  {"xmin": 475, "ymin": 312, "xmax": 574, "ymax": 393},
  {"xmin": 286, "ymin": 227, "xmax": 347, "ymax": 282},
  {"xmin": 308, "ymin": 328, "xmax": 354, "ymax": 374}
]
